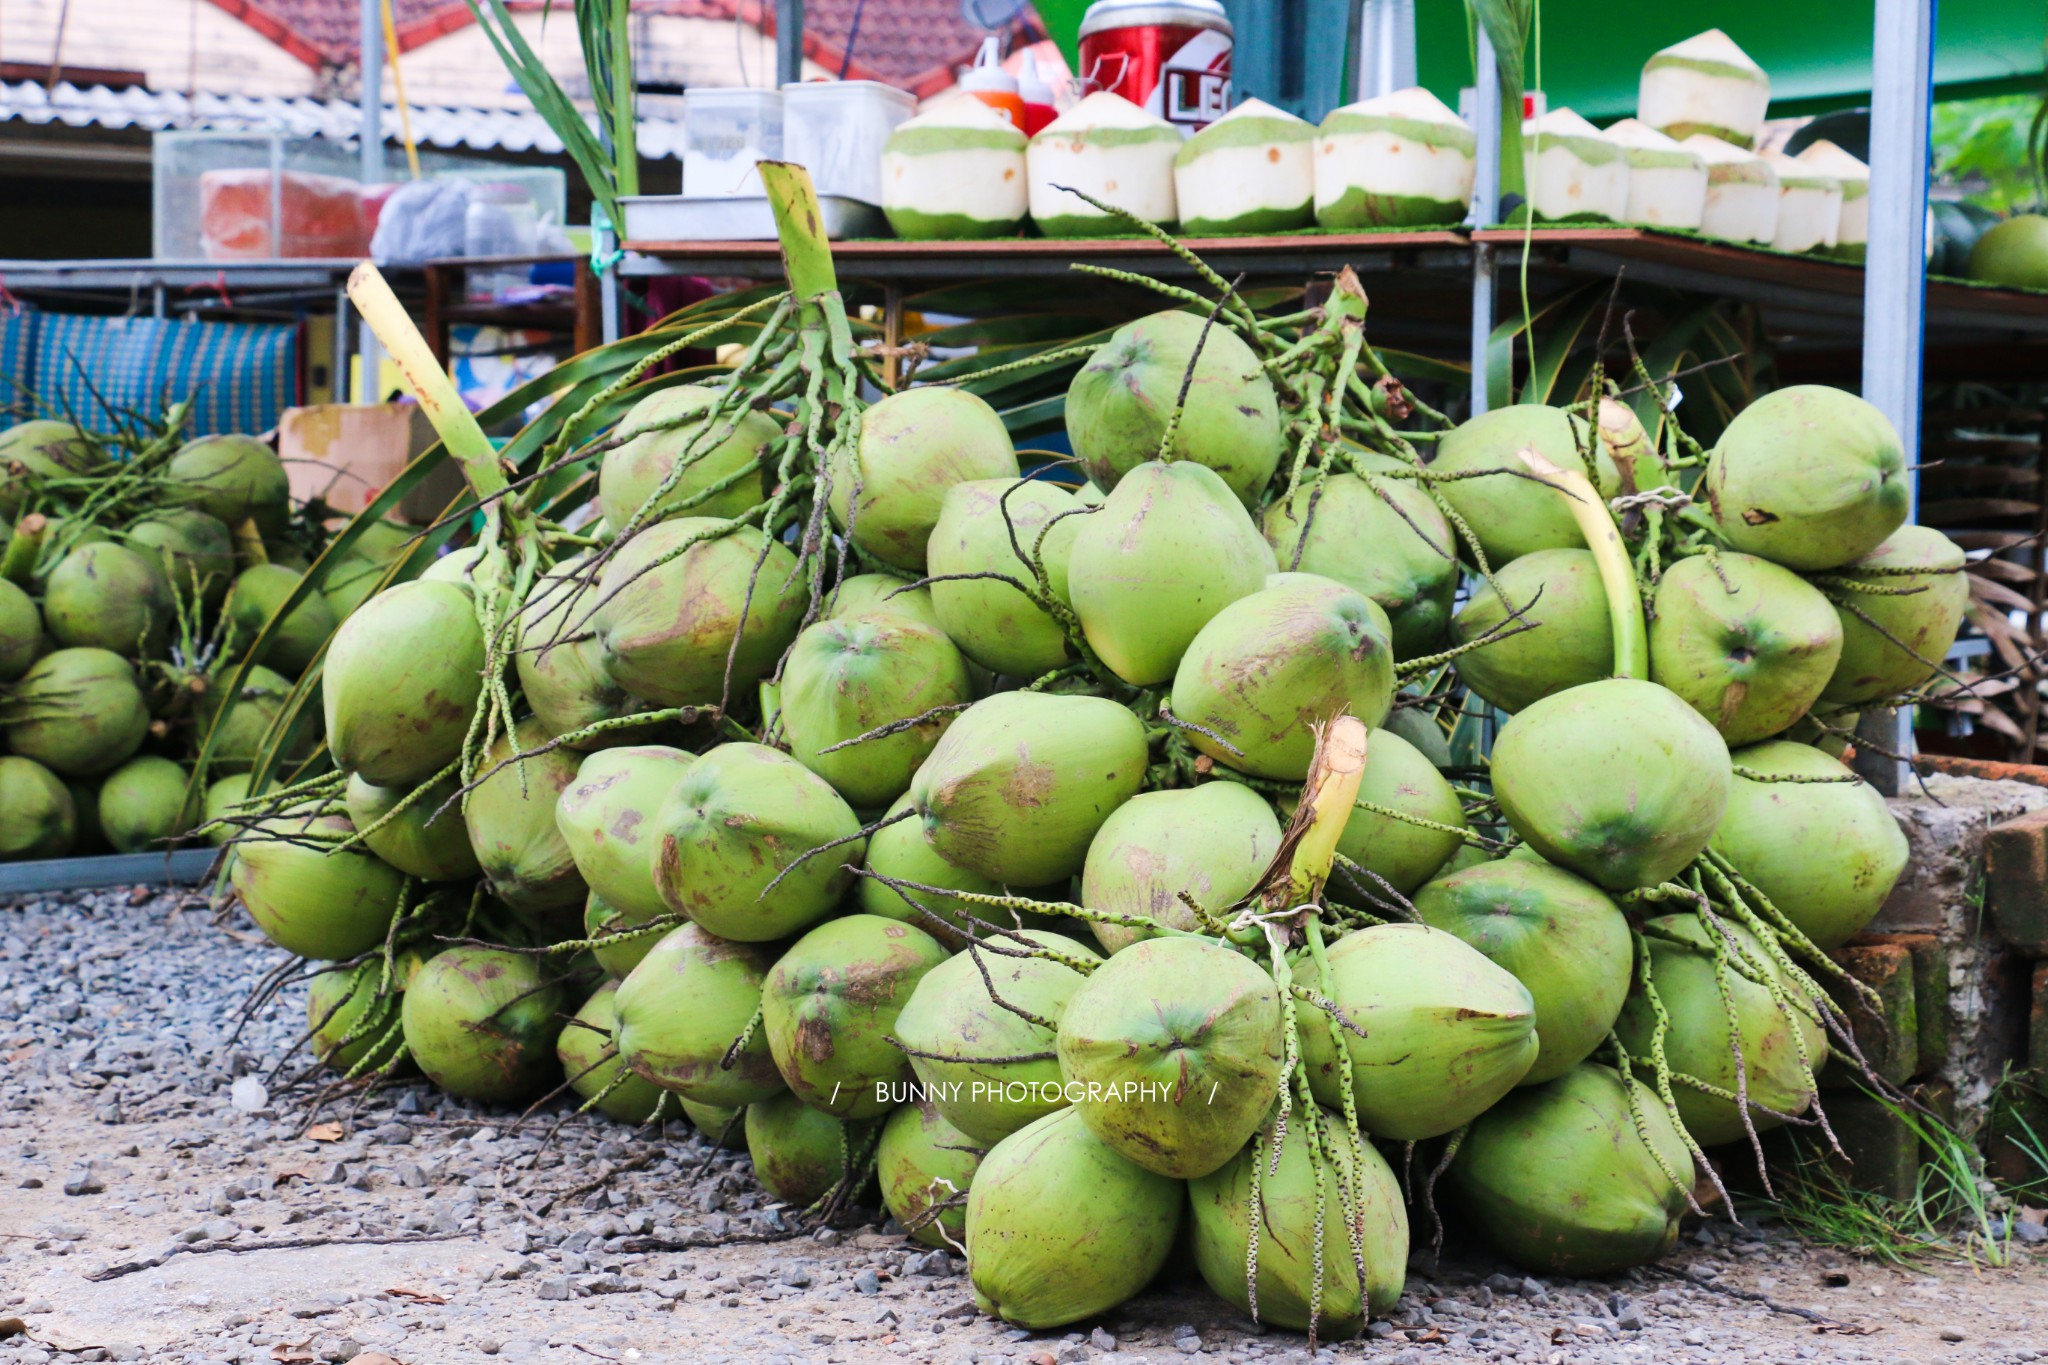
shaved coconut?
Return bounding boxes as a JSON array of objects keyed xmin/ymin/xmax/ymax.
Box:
[
  {"xmin": 880, "ymin": 98, "xmax": 1028, "ymax": 241},
  {"xmin": 1762, "ymin": 152, "xmax": 1842, "ymax": 253},
  {"xmin": 1315, "ymin": 87, "xmax": 1476, "ymax": 229},
  {"xmin": 1639, "ymin": 29, "xmax": 1771, "ymax": 148},
  {"xmin": 1798, "ymin": 140, "xmax": 1870, "ymax": 258},
  {"xmin": 1683, "ymin": 134, "xmax": 1778, "ymax": 245},
  {"xmin": 1604, "ymin": 119, "xmax": 1706, "ymax": 229},
  {"xmin": 1173, "ymin": 99, "xmax": 1314, "ymax": 235},
  {"xmin": 1522, "ymin": 109, "xmax": 1628, "ymax": 223},
  {"xmin": 1027, "ymin": 92, "xmax": 1181, "ymax": 237}
]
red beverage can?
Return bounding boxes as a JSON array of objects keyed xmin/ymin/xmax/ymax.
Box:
[{"xmin": 1077, "ymin": 0, "xmax": 1234, "ymax": 134}]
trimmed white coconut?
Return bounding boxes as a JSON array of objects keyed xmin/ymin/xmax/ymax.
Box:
[
  {"xmin": 1604, "ymin": 118, "xmax": 1707, "ymax": 229},
  {"xmin": 1683, "ymin": 134, "xmax": 1778, "ymax": 245},
  {"xmin": 1027, "ymin": 92, "xmax": 1181, "ymax": 237},
  {"xmin": 1173, "ymin": 98, "xmax": 1315, "ymax": 236},
  {"xmin": 1522, "ymin": 108, "xmax": 1629, "ymax": 223},
  {"xmin": 880, "ymin": 98, "xmax": 1029, "ymax": 241},
  {"xmin": 1314, "ymin": 86, "xmax": 1477, "ymax": 229},
  {"xmin": 1761, "ymin": 151, "xmax": 1842, "ymax": 253},
  {"xmin": 1639, "ymin": 29, "xmax": 1771, "ymax": 149},
  {"xmin": 1797, "ymin": 140, "xmax": 1870, "ymax": 258}
]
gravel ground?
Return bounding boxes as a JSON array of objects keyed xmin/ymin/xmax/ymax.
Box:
[{"xmin": 3, "ymin": 887, "xmax": 2046, "ymax": 1365}]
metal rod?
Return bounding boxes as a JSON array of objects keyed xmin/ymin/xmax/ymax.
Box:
[
  {"xmin": 775, "ymin": 0, "xmax": 805, "ymax": 87},
  {"xmin": 1468, "ymin": 26, "xmax": 1500, "ymax": 417},
  {"xmin": 1353, "ymin": 0, "xmax": 1417, "ymax": 101},
  {"xmin": 358, "ymin": 0, "xmax": 386, "ymax": 403},
  {"xmin": 600, "ymin": 237, "xmax": 621, "ymax": 344},
  {"xmin": 1854, "ymin": 0, "xmax": 1935, "ymax": 796}
]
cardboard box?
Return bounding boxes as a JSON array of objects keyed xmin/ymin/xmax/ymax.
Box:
[{"xmin": 278, "ymin": 402, "xmax": 467, "ymax": 525}]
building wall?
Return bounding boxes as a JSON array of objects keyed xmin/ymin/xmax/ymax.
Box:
[{"xmin": 0, "ymin": 0, "xmax": 319, "ymax": 97}]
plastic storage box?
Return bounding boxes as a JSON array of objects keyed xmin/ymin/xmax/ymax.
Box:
[
  {"xmin": 154, "ymin": 130, "xmax": 374, "ymax": 260},
  {"xmin": 683, "ymin": 89, "xmax": 784, "ymax": 199},
  {"xmin": 782, "ymin": 81, "xmax": 916, "ymax": 205}
]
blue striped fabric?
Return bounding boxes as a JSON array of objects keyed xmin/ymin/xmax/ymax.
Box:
[{"xmin": 0, "ymin": 310, "xmax": 300, "ymax": 437}]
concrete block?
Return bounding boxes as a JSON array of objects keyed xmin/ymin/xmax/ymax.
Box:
[
  {"xmin": 1875, "ymin": 773, "xmax": 2048, "ymax": 935},
  {"xmin": 1985, "ymin": 808, "xmax": 2048, "ymax": 954},
  {"xmin": 1824, "ymin": 942, "xmax": 1918, "ymax": 1088},
  {"xmin": 1986, "ymin": 1071, "xmax": 2048, "ymax": 1190},
  {"xmin": 1823, "ymin": 1090, "xmax": 1921, "ymax": 1202}
]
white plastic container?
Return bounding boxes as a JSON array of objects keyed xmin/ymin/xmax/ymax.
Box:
[
  {"xmin": 683, "ymin": 89, "xmax": 784, "ymax": 199},
  {"xmin": 783, "ymin": 81, "xmax": 917, "ymax": 205}
]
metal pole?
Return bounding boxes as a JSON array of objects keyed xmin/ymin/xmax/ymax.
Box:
[
  {"xmin": 775, "ymin": 0, "xmax": 805, "ymax": 87},
  {"xmin": 1353, "ymin": 0, "xmax": 1417, "ymax": 101},
  {"xmin": 600, "ymin": 251, "xmax": 621, "ymax": 344},
  {"xmin": 357, "ymin": 0, "xmax": 384, "ymax": 403},
  {"xmin": 1854, "ymin": 0, "xmax": 1935, "ymax": 795},
  {"xmin": 1468, "ymin": 26, "xmax": 1500, "ymax": 418}
]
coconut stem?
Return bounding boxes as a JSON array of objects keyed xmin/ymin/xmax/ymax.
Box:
[
  {"xmin": 2, "ymin": 512, "xmax": 44, "ymax": 583},
  {"xmin": 757, "ymin": 161, "xmax": 840, "ymax": 315},
  {"xmin": 1283, "ymin": 717, "xmax": 1369, "ymax": 910},
  {"xmin": 1512, "ymin": 443, "xmax": 1649, "ymax": 679}
]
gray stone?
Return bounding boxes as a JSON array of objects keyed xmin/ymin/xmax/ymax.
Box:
[
  {"xmin": 1090, "ymin": 1328, "xmax": 1118, "ymax": 1353},
  {"xmin": 853, "ymin": 1268, "xmax": 881, "ymax": 1295}
]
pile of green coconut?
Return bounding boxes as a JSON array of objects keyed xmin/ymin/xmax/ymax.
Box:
[
  {"xmin": 217, "ymin": 211, "xmax": 1960, "ymax": 1343},
  {"xmin": 0, "ymin": 417, "xmax": 408, "ymax": 863}
]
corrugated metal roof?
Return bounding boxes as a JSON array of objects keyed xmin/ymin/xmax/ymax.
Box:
[{"xmin": 0, "ymin": 79, "xmax": 688, "ymax": 159}]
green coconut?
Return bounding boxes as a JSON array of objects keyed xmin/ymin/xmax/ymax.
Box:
[
  {"xmin": 746, "ymin": 1093, "xmax": 870, "ymax": 1206},
  {"xmin": 967, "ymin": 1106, "xmax": 1183, "ymax": 1330},
  {"xmin": 1384, "ymin": 704, "xmax": 1453, "ymax": 766},
  {"xmin": 163, "ymin": 434, "xmax": 290, "ymax": 535},
  {"xmin": 1649, "ymin": 552, "xmax": 1842, "ymax": 744},
  {"xmin": 0, "ymin": 421, "xmax": 103, "ymax": 515},
  {"xmin": 194, "ymin": 664, "xmax": 302, "ymax": 773},
  {"xmin": 1079, "ymin": 783, "xmax": 1282, "ymax": 953},
  {"xmin": 1, "ymin": 647, "xmax": 150, "ymax": 777},
  {"xmin": 1491, "ymin": 679, "xmax": 1731, "ymax": 892},
  {"xmin": 1710, "ymin": 740, "xmax": 1908, "ymax": 951},
  {"xmin": 63, "ymin": 776, "xmax": 104, "ymax": 854},
  {"xmin": 321, "ymin": 555, "xmax": 387, "ymax": 621},
  {"xmin": 926, "ymin": 478, "xmax": 1085, "ymax": 678},
  {"xmin": 827, "ymin": 387, "xmax": 1021, "ymax": 571},
  {"xmin": 584, "ymin": 893, "xmax": 657, "ymax": 979},
  {"xmin": 1449, "ymin": 1063, "xmax": 1694, "ymax": 1275},
  {"xmin": 908, "ymin": 691, "xmax": 1148, "ymax": 885},
  {"xmin": 1818, "ymin": 525, "xmax": 1969, "ymax": 706},
  {"xmin": 125, "ymin": 507, "xmax": 236, "ymax": 606},
  {"xmin": 96, "ymin": 755, "xmax": 192, "ymax": 854},
  {"xmin": 1169, "ymin": 574, "xmax": 1394, "ymax": 779},
  {"xmin": 553, "ymin": 744, "xmax": 695, "ymax": 922},
  {"xmin": 463, "ymin": 717, "xmax": 588, "ymax": 917},
  {"xmin": 343, "ymin": 771, "xmax": 480, "ymax": 881},
  {"xmin": 1615, "ymin": 914, "xmax": 1829, "ymax": 1146},
  {"xmin": 1065, "ymin": 310, "xmax": 1284, "ymax": 505},
  {"xmin": 0, "ymin": 578, "xmax": 42, "ymax": 683},
  {"xmin": 1324, "ymin": 726, "xmax": 1468, "ymax": 897},
  {"xmin": 1427, "ymin": 406, "xmax": 1654, "ymax": 567},
  {"xmin": 42, "ymin": 541, "xmax": 173, "ymax": 657},
  {"xmin": 895, "ymin": 930, "xmax": 1100, "ymax": 1142},
  {"xmin": 858, "ymin": 793, "xmax": 1067, "ymax": 944},
  {"xmin": 1414, "ymin": 857, "xmax": 1632, "ymax": 1084},
  {"xmin": 1705, "ymin": 386, "xmax": 1908, "ymax": 571},
  {"xmin": 681, "ymin": 1098, "xmax": 747, "ymax": 1147},
  {"xmin": 1263, "ymin": 467, "xmax": 1459, "ymax": 660},
  {"xmin": 201, "ymin": 774, "xmax": 252, "ymax": 846},
  {"xmin": 227, "ymin": 563, "xmax": 338, "ymax": 678},
  {"xmin": 1056, "ymin": 937, "xmax": 1284, "ymax": 1178},
  {"xmin": 306, "ymin": 959, "xmax": 409, "ymax": 1076},
  {"xmin": 613, "ymin": 923, "xmax": 784, "ymax": 1105},
  {"xmin": 558, "ymin": 981, "xmax": 667, "ymax": 1124},
  {"xmin": 0, "ymin": 756, "xmax": 75, "ymax": 859},
  {"xmin": 761, "ymin": 914, "xmax": 950, "ymax": 1119},
  {"xmin": 593, "ymin": 518, "xmax": 807, "ymax": 708},
  {"xmin": 1450, "ymin": 548, "xmax": 1614, "ymax": 713},
  {"xmin": 1295, "ymin": 922, "xmax": 1538, "ymax": 1139},
  {"xmin": 1189, "ymin": 1108, "xmax": 1409, "ymax": 1332},
  {"xmin": 419, "ymin": 546, "xmax": 484, "ymax": 585},
  {"xmin": 512, "ymin": 555, "xmax": 669, "ymax": 749},
  {"xmin": 878, "ymin": 1099, "xmax": 986, "ymax": 1249},
  {"xmin": 780, "ymin": 613, "xmax": 975, "ymax": 808},
  {"xmin": 650, "ymin": 742, "xmax": 862, "ymax": 941},
  {"xmin": 599, "ymin": 384, "xmax": 777, "ymax": 529},
  {"xmin": 1067, "ymin": 461, "xmax": 1277, "ymax": 686},
  {"xmin": 826, "ymin": 573, "xmax": 943, "ymax": 631},
  {"xmin": 323, "ymin": 580, "xmax": 486, "ymax": 787},
  {"xmin": 230, "ymin": 810, "xmax": 405, "ymax": 959},
  {"xmin": 1967, "ymin": 213, "xmax": 2048, "ymax": 289},
  {"xmin": 400, "ymin": 947, "xmax": 564, "ymax": 1105}
]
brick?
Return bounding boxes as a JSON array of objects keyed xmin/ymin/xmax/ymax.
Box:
[
  {"xmin": 1823, "ymin": 1090, "xmax": 1921, "ymax": 1201},
  {"xmin": 1823, "ymin": 942, "xmax": 1918, "ymax": 1089},
  {"xmin": 2033, "ymin": 961, "xmax": 2048, "ymax": 1072},
  {"xmin": 1984, "ymin": 808, "xmax": 2048, "ymax": 954},
  {"xmin": 1986, "ymin": 1070, "xmax": 2048, "ymax": 1190},
  {"xmin": 1883, "ymin": 933, "xmax": 1951, "ymax": 1075}
]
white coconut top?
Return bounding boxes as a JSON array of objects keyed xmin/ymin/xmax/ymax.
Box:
[
  {"xmin": 1214, "ymin": 97, "xmax": 1309, "ymax": 128},
  {"xmin": 1682, "ymin": 133, "xmax": 1769, "ymax": 166},
  {"xmin": 1763, "ymin": 150, "xmax": 1836, "ymax": 188},
  {"xmin": 1524, "ymin": 108, "xmax": 1610, "ymax": 142},
  {"xmin": 1036, "ymin": 91, "xmax": 1174, "ymax": 138},
  {"xmin": 1603, "ymin": 118, "xmax": 1688, "ymax": 152},
  {"xmin": 1796, "ymin": 139, "xmax": 1869, "ymax": 183},
  {"xmin": 1652, "ymin": 28, "xmax": 1765, "ymax": 75},
  {"xmin": 894, "ymin": 95, "xmax": 1027, "ymax": 134},
  {"xmin": 1338, "ymin": 85, "xmax": 1469, "ymax": 128}
]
